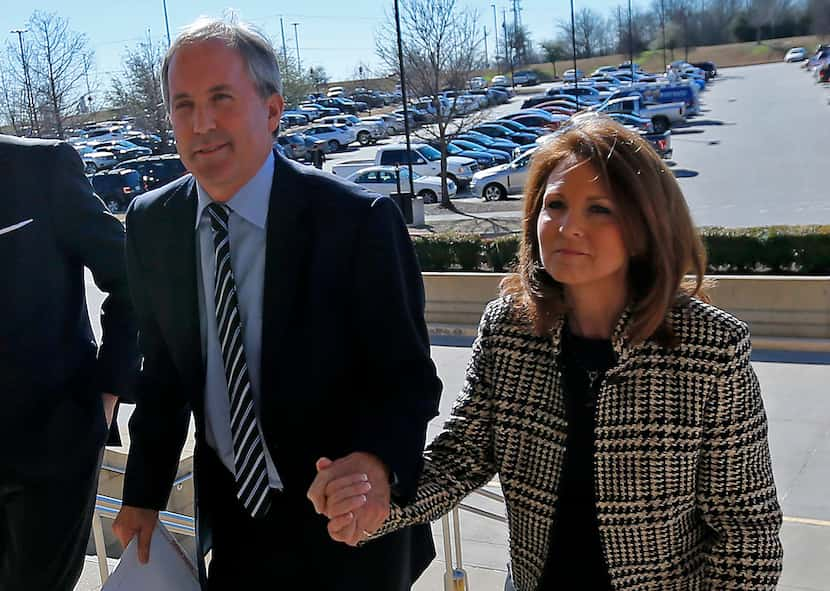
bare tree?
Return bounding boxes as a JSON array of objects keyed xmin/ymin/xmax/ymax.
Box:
[
  {"xmin": 575, "ymin": 8, "xmax": 603, "ymax": 57},
  {"xmin": 26, "ymin": 11, "xmax": 91, "ymax": 138},
  {"xmin": 540, "ymin": 40, "xmax": 567, "ymax": 77},
  {"xmin": 109, "ymin": 35, "xmax": 169, "ymax": 147},
  {"xmin": 376, "ymin": 0, "xmax": 483, "ymax": 207}
]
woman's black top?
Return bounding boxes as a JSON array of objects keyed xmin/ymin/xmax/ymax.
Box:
[{"xmin": 538, "ymin": 326, "xmax": 616, "ymax": 590}]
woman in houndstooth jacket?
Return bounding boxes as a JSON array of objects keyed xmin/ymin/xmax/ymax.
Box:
[{"xmin": 318, "ymin": 113, "xmax": 783, "ymax": 590}]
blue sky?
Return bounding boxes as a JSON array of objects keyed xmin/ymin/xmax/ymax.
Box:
[{"xmin": 2, "ymin": 0, "xmax": 629, "ymax": 94}]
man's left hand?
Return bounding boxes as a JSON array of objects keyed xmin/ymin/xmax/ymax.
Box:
[
  {"xmin": 307, "ymin": 452, "xmax": 391, "ymax": 546},
  {"xmin": 102, "ymin": 393, "xmax": 118, "ymax": 428}
]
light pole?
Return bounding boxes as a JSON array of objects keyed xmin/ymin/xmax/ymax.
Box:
[
  {"xmin": 483, "ymin": 28, "xmax": 488, "ymax": 67},
  {"xmin": 393, "ymin": 0, "xmax": 415, "ymax": 198},
  {"xmin": 162, "ymin": 0, "xmax": 171, "ymax": 47},
  {"xmin": 291, "ymin": 22, "xmax": 301, "ymax": 71},
  {"xmin": 660, "ymin": 0, "xmax": 667, "ymax": 71},
  {"xmin": 491, "ymin": 4, "xmax": 498, "ymax": 71},
  {"xmin": 628, "ymin": 0, "xmax": 635, "ymax": 81},
  {"xmin": 10, "ymin": 28, "xmax": 37, "ymax": 136},
  {"xmin": 569, "ymin": 0, "xmax": 579, "ymax": 108},
  {"xmin": 279, "ymin": 17, "xmax": 288, "ymax": 64}
]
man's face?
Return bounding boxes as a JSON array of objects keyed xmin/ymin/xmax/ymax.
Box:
[{"xmin": 167, "ymin": 39, "xmax": 283, "ymax": 201}]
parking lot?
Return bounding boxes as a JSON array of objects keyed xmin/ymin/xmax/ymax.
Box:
[{"xmin": 321, "ymin": 61, "xmax": 829, "ymax": 229}]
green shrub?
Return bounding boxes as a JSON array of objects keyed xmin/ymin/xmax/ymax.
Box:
[
  {"xmin": 450, "ymin": 233, "xmax": 484, "ymax": 271},
  {"xmin": 413, "ymin": 235, "xmax": 453, "ymax": 271},
  {"xmin": 485, "ymin": 235, "xmax": 521, "ymax": 272}
]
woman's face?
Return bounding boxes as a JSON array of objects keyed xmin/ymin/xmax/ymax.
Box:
[{"xmin": 536, "ymin": 156, "xmax": 629, "ymax": 295}]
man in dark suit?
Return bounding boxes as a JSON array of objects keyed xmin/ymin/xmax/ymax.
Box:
[
  {"xmin": 112, "ymin": 18, "xmax": 442, "ymax": 590},
  {"xmin": 0, "ymin": 134, "xmax": 138, "ymax": 590}
]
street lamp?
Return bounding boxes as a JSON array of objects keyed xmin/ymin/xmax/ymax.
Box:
[
  {"xmin": 491, "ymin": 4, "xmax": 498, "ymax": 71},
  {"xmin": 10, "ymin": 28, "xmax": 37, "ymax": 136},
  {"xmin": 393, "ymin": 0, "xmax": 415, "ymax": 198},
  {"xmin": 569, "ymin": 0, "xmax": 579, "ymax": 108},
  {"xmin": 291, "ymin": 22, "xmax": 301, "ymax": 71},
  {"xmin": 162, "ymin": 0, "xmax": 171, "ymax": 47}
]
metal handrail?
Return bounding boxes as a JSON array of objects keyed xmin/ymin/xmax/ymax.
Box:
[
  {"xmin": 440, "ymin": 486, "xmax": 508, "ymax": 590},
  {"xmin": 92, "ymin": 494, "xmax": 196, "ymax": 585}
]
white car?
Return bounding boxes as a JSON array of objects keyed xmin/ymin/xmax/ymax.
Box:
[
  {"xmin": 301, "ymin": 124, "xmax": 356, "ymax": 151},
  {"xmin": 362, "ymin": 114, "xmax": 405, "ymax": 135},
  {"xmin": 75, "ymin": 145, "xmax": 118, "ymax": 171},
  {"xmin": 490, "ymin": 75, "xmax": 509, "ymax": 86},
  {"xmin": 469, "ymin": 148, "xmax": 535, "ymax": 201},
  {"xmin": 346, "ymin": 166, "xmax": 455, "ymax": 204},
  {"xmin": 317, "ymin": 115, "xmax": 386, "ymax": 145},
  {"xmin": 785, "ymin": 47, "xmax": 807, "ymax": 62}
]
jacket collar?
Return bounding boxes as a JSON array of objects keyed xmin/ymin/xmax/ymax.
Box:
[{"xmin": 548, "ymin": 305, "xmax": 638, "ymax": 364}]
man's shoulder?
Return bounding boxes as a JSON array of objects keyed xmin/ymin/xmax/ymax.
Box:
[
  {"xmin": 126, "ymin": 173, "xmax": 193, "ymax": 226},
  {"xmin": 276, "ymin": 153, "xmax": 388, "ymax": 216},
  {"xmin": 0, "ymin": 134, "xmax": 65, "ymax": 161}
]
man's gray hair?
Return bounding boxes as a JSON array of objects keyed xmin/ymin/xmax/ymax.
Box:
[{"xmin": 161, "ymin": 17, "xmax": 282, "ymax": 111}]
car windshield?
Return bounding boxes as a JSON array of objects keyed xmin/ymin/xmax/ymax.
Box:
[{"xmin": 418, "ymin": 145, "xmax": 442, "ymax": 161}]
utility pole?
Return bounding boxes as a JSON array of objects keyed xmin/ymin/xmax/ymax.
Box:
[
  {"xmin": 628, "ymin": 0, "xmax": 635, "ymax": 81},
  {"xmin": 502, "ymin": 9, "xmax": 514, "ymax": 86},
  {"xmin": 483, "ymin": 28, "xmax": 489, "ymax": 67},
  {"xmin": 291, "ymin": 22, "xmax": 301, "ymax": 71},
  {"xmin": 617, "ymin": 5, "xmax": 623, "ymax": 55},
  {"xmin": 512, "ymin": 0, "xmax": 520, "ymax": 63},
  {"xmin": 660, "ymin": 0, "xmax": 667, "ymax": 71},
  {"xmin": 491, "ymin": 4, "xmax": 499, "ymax": 71},
  {"xmin": 393, "ymin": 0, "xmax": 415, "ymax": 198},
  {"xmin": 10, "ymin": 28, "xmax": 38, "ymax": 136},
  {"xmin": 569, "ymin": 0, "xmax": 579, "ymax": 108},
  {"xmin": 162, "ymin": 0, "xmax": 171, "ymax": 47},
  {"xmin": 280, "ymin": 17, "xmax": 288, "ymax": 64}
]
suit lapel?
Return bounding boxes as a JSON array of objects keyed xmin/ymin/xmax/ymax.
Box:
[
  {"xmin": 261, "ymin": 152, "xmax": 311, "ymax": 397},
  {"xmin": 161, "ymin": 178, "xmax": 205, "ymax": 410}
]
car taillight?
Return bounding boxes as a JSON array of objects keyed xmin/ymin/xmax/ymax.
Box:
[{"xmin": 657, "ymin": 139, "xmax": 667, "ymax": 150}]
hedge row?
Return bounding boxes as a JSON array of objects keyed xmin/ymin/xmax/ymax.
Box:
[{"xmin": 412, "ymin": 226, "xmax": 830, "ymax": 274}]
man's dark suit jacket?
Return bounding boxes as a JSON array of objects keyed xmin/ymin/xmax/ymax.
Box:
[
  {"xmin": 0, "ymin": 135, "xmax": 138, "ymax": 482},
  {"xmin": 123, "ymin": 150, "xmax": 442, "ymax": 586}
]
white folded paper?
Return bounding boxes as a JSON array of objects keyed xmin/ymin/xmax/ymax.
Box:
[{"xmin": 102, "ymin": 522, "xmax": 200, "ymax": 591}]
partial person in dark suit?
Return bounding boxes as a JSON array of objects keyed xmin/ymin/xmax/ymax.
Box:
[
  {"xmin": 0, "ymin": 134, "xmax": 138, "ymax": 591},
  {"xmin": 112, "ymin": 18, "xmax": 442, "ymax": 590}
]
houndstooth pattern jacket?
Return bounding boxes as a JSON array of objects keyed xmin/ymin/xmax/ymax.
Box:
[{"xmin": 380, "ymin": 296, "xmax": 783, "ymax": 591}]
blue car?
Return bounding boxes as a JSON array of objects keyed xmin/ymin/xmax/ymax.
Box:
[
  {"xmin": 450, "ymin": 139, "xmax": 511, "ymax": 164},
  {"xmin": 456, "ymin": 131, "xmax": 520, "ymax": 156},
  {"xmin": 494, "ymin": 119, "xmax": 548, "ymax": 137},
  {"xmin": 472, "ymin": 123, "xmax": 538, "ymax": 145}
]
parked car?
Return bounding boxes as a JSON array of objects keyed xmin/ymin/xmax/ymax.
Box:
[
  {"xmin": 88, "ymin": 168, "xmax": 143, "ymax": 213},
  {"xmin": 76, "ymin": 145, "xmax": 118, "ymax": 171},
  {"xmin": 785, "ymin": 47, "xmax": 807, "ymax": 62},
  {"xmin": 455, "ymin": 131, "xmax": 520, "ymax": 156},
  {"xmin": 490, "ymin": 74, "xmax": 509, "ymax": 86},
  {"xmin": 469, "ymin": 148, "xmax": 536, "ymax": 201},
  {"xmin": 326, "ymin": 86, "xmax": 345, "ymax": 97},
  {"xmin": 362, "ymin": 113, "xmax": 405, "ymax": 135},
  {"xmin": 302, "ymin": 124, "xmax": 356, "ymax": 151},
  {"xmin": 494, "ymin": 118, "xmax": 549, "ymax": 137},
  {"xmin": 345, "ymin": 166, "xmax": 455, "ymax": 204},
  {"xmin": 113, "ymin": 154, "xmax": 187, "ymax": 191},
  {"xmin": 562, "ymin": 69, "xmax": 585, "ymax": 81},
  {"xmin": 432, "ymin": 141, "xmax": 498, "ymax": 169},
  {"xmin": 281, "ymin": 113, "xmax": 310, "ymax": 127},
  {"xmin": 486, "ymin": 87, "xmax": 511, "ymax": 104},
  {"xmin": 331, "ymin": 143, "xmax": 478, "ymax": 188},
  {"xmin": 450, "ymin": 139, "xmax": 511, "ymax": 163},
  {"xmin": 468, "ymin": 76, "xmax": 487, "ymax": 89},
  {"xmin": 88, "ymin": 139, "xmax": 152, "ymax": 162},
  {"xmin": 502, "ymin": 111, "xmax": 569, "ymax": 131},
  {"xmin": 317, "ymin": 115, "xmax": 386, "ymax": 145},
  {"xmin": 607, "ymin": 112, "xmax": 654, "ymax": 133},
  {"xmin": 594, "ymin": 95, "xmax": 686, "ymax": 133},
  {"xmin": 275, "ymin": 133, "xmax": 309, "ymax": 160},
  {"xmin": 690, "ymin": 61, "xmax": 717, "ymax": 78},
  {"xmin": 472, "ymin": 123, "xmax": 537, "ymax": 145},
  {"xmin": 512, "ymin": 70, "xmax": 540, "ymax": 86}
]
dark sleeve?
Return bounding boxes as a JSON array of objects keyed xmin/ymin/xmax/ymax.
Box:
[
  {"xmin": 122, "ymin": 204, "xmax": 191, "ymax": 510},
  {"xmin": 697, "ymin": 325, "xmax": 783, "ymax": 589},
  {"xmin": 351, "ymin": 196, "xmax": 442, "ymax": 504},
  {"xmin": 49, "ymin": 142, "xmax": 139, "ymax": 400}
]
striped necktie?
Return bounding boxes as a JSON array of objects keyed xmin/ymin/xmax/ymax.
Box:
[{"xmin": 206, "ymin": 202, "xmax": 271, "ymax": 519}]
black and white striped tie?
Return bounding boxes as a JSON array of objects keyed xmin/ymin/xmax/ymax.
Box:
[{"xmin": 207, "ymin": 202, "xmax": 271, "ymax": 519}]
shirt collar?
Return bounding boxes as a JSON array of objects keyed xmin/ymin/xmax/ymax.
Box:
[{"xmin": 195, "ymin": 151, "xmax": 274, "ymax": 230}]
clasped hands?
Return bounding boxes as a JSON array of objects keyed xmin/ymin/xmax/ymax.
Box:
[{"xmin": 307, "ymin": 452, "xmax": 392, "ymax": 547}]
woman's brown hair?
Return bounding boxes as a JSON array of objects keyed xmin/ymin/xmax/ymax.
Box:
[{"xmin": 501, "ymin": 113, "xmax": 707, "ymax": 347}]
